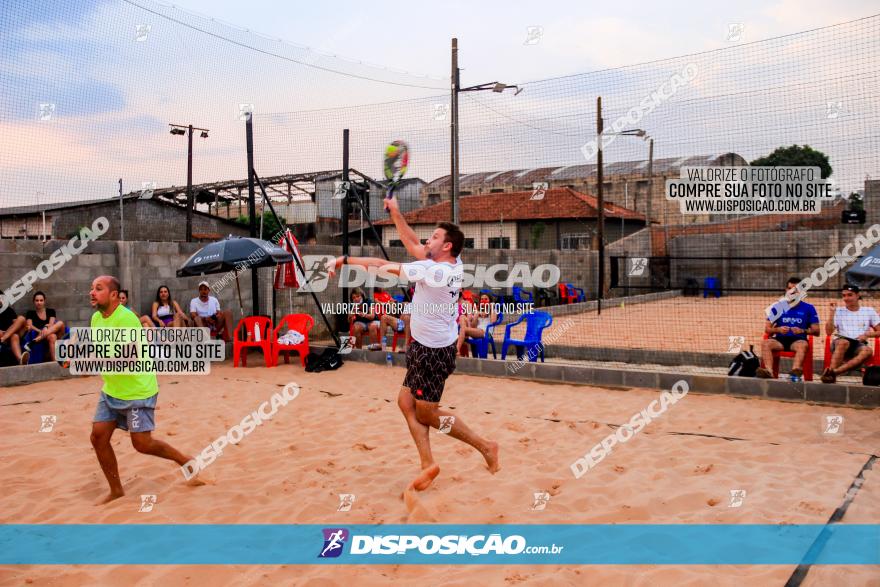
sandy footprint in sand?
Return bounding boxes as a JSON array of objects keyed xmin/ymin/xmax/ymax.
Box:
[{"xmin": 403, "ymin": 483, "xmax": 437, "ymax": 523}]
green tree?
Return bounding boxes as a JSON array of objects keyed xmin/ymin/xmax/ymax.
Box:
[
  {"xmin": 530, "ymin": 222, "xmax": 546, "ymax": 249},
  {"xmin": 235, "ymin": 211, "xmax": 286, "ymax": 240},
  {"xmin": 849, "ymin": 192, "xmax": 864, "ymax": 212},
  {"xmin": 750, "ymin": 144, "xmax": 832, "ymax": 179}
]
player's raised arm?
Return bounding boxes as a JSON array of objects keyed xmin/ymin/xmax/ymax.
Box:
[{"xmin": 385, "ymin": 196, "xmax": 426, "ymax": 260}]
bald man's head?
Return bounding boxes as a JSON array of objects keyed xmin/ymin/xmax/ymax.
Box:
[{"xmin": 90, "ymin": 275, "xmax": 121, "ymax": 313}]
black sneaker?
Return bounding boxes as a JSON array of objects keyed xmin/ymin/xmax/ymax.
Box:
[
  {"xmin": 756, "ymin": 367, "xmax": 773, "ymax": 379},
  {"xmin": 820, "ymin": 368, "xmax": 836, "ymax": 384}
]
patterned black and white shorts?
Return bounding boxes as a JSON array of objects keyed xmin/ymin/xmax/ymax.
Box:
[{"xmin": 403, "ymin": 340, "xmax": 457, "ymax": 403}]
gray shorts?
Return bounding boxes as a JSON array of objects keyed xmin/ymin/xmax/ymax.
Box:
[
  {"xmin": 93, "ymin": 392, "xmax": 157, "ymax": 433},
  {"xmin": 831, "ymin": 337, "xmax": 868, "ymax": 361}
]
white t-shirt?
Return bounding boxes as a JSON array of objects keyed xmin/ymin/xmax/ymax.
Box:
[
  {"xmin": 190, "ymin": 295, "xmax": 221, "ymax": 318},
  {"xmin": 401, "ymin": 257, "xmax": 463, "ymax": 348},
  {"xmin": 834, "ymin": 306, "xmax": 880, "ymax": 339}
]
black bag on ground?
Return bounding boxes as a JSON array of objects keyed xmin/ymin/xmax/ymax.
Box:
[
  {"xmin": 728, "ymin": 345, "xmax": 759, "ymax": 377},
  {"xmin": 862, "ymin": 366, "xmax": 880, "ymax": 386},
  {"xmin": 305, "ymin": 347, "xmax": 344, "ymax": 373},
  {"xmin": 683, "ymin": 278, "xmax": 700, "ymax": 297}
]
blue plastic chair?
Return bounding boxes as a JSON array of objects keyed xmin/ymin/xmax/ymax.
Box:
[
  {"xmin": 512, "ymin": 286, "xmax": 533, "ymax": 304},
  {"xmin": 501, "ymin": 311, "xmax": 553, "ymax": 362},
  {"xmin": 566, "ymin": 284, "xmax": 585, "ymax": 303},
  {"xmin": 703, "ymin": 277, "xmax": 721, "ymax": 298},
  {"xmin": 392, "ymin": 294, "xmax": 405, "ymax": 303},
  {"xmin": 23, "ymin": 326, "xmax": 70, "ymax": 364},
  {"xmin": 481, "ymin": 289, "xmax": 508, "ymax": 306},
  {"xmin": 466, "ymin": 311, "xmax": 504, "ymax": 359}
]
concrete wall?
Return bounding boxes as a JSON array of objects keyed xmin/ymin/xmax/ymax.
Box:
[
  {"xmin": 0, "ymin": 239, "xmax": 255, "ymax": 329},
  {"xmin": 667, "ymin": 226, "xmax": 877, "ymax": 293},
  {"xmin": 42, "ymin": 200, "xmax": 249, "ymax": 242}
]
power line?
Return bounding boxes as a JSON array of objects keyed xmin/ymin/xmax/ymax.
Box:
[{"xmin": 120, "ymin": 0, "xmax": 448, "ymax": 90}]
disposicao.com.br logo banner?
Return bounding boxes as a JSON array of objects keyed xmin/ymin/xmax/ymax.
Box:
[{"xmin": 1, "ymin": 525, "xmax": 878, "ymax": 565}]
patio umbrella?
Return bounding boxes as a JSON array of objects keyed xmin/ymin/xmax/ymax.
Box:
[
  {"xmin": 177, "ymin": 235, "xmax": 294, "ymax": 316},
  {"xmin": 845, "ymin": 243, "xmax": 880, "ymax": 290}
]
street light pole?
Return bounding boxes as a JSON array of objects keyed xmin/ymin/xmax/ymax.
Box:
[
  {"xmin": 450, "ymin": 38, "xmax": 521, "ymax": 226},
  {"xmin": 596, "ymin": 97, "xmax": 604, "ymax": 316},
  {"xmin": 451, "ymin": 38, "xmax": 459, "ymax": 224},
  {"xmin": 186, "ymin": 124, "xmax": 193, "ymax": 242},
  {"xmin": 169, "ymin": 123, "xmax": 209, "ymax": 243},
  {"xmin": 647, "ymin": 137, "xmax": 654, "ymax": 227}
]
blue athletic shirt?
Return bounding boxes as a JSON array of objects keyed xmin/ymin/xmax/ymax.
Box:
[{"xmin": 771, "ymin": 301, "xmax": 819, "ymax": 342}]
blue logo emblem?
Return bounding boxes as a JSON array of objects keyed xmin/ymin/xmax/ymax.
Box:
[{"xmin": 318, "ymin": 528, "xmax": 349, "ymax": 558}]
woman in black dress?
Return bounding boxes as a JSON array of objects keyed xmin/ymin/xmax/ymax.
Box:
[{"xmin": 25, "ymin": 291, "xmax": 66, "ymax": 362}]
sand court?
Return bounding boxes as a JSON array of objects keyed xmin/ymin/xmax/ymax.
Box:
[
  {"xmin": 0, "ymin": 362, "xmax": 878, "ymax": 586},
  {"xmin": 497, "ymin": 295, "xmax": 858, "ymax": 362}
]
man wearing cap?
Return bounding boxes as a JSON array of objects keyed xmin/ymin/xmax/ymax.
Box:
[
  {"xmin": 189, "ymin": 281, "xmax": 231, "ymax": 342},
  {"xmin": 822, "ymin": 284, "xmax": 880, "ymax": 383}
]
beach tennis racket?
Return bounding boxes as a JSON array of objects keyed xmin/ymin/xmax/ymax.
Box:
[{"xmin": 383, "ymin": 140, "xmax": 409, "ymax": 200}]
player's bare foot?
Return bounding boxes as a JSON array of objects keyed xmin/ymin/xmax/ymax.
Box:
[
  {"xmin": 185, "ymin": 475, "xmax": 207, "ymax": 487},
  {"xmin": 96, "ymin": 490, "xmax": 124, "ymax": 505},
  {"xmin": 484, "ymin": 441, "xmax": 500, "ymax": 473},
  {"xmin": 411, "ymin": 463, "xmax": 440, "ymax": 491}
]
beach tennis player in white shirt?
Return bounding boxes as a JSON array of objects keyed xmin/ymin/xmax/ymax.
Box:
[{"xmin": 325, "ymin": 195, "xmax": 499, "ymax": 491}]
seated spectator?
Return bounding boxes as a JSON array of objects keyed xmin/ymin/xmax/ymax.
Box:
[
  {"xmin": 190, "ymin": 281, "xmax": 231, "ymax": 341},
  {"xmin": 0, "ymin": 290, "xmax": 29, "ymax": 365},
  {"xmin": 23, "ymin": 291, "xmax": 66, "ymax": 363},
  {"xmin": 757, "ymin": 277, "xmax": 819, "ymax": 381},
  {"xmin": 118, "ymin": 289, "xmax": 154, "ymax": 329},
  {"xmin": 821, "ymin": 284, "xmax": 880, "ymax": 383},
  {"xmin": 151, "ymin": 285, "xmax": 189, "ymax": 327},
  {"xmin": 457, "ymin": 292, "xmax": 496, "ymax": 354},
  {"xmin": 348, "ymin": 287, "xmax": 379, "ymax": 349},
  {"xmin": 380, "ymin": 299, "xmax": 411, "ymax": 353}
]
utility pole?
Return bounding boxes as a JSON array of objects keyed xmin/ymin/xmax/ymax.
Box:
[
  {"xmin": 119, "ymin": 179, "xmax": 124, "ymax": 242},
  {"xmin": 450, "ymin": 38, "xmax": 459, "ymax": 224},
  {"xmin": 450, "ymin": 38, "xmax": 520, "ymax": 226},
  {"xmin": 169, "ymin": 123, "xmax": 208, "ymax": 242},
  {"xmin": 245, "ymin": 115, "xmax": 259, "ymax": 316},
  {"xmin": 596, "ymin": 97, "xmax": 604, "ymax": 315},
  {"xmin": 186, "ymin": 124, "xmax": 193, "ymax": 242},
  {"xmin": 341, "ymin": 129, "xmax": 351, "ymax": 334},
  {"xmin": 647, "ymin": 137, "xmax": 654, "ymax": 227}
]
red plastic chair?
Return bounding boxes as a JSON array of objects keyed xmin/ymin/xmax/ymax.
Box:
[
  {"xmin": 822, "ymin": 336, "xmax": 880, "ymax": 373},
  {"xmin": 233, "ymin": 316, "xmax": 273, "ymax": 368},
  {"xmin": 761, "ymin": 332, "xmax": 814, "ymax": 381},
  {"xmin": 391, "ymin": 330, "xmax": 412, "ymax": 352},
  {"xmin": 272, "ymin": 314, "xmax": 313, "ymax": 368},
  {"xmin": 558, "ymin": 283, "xmax": 574, "ymax": 304}
]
